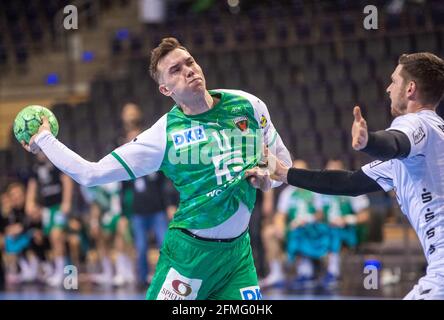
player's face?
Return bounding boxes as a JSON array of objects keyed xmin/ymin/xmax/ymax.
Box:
[
  {"xmin": 9, "ymin": 185, "xmax": 25, "ymax": 208},
  {"xmin": 386, "ymin": 65, "xmax": 408, "ymax": 117},
  {"xmin": 121, "ymin": 103, "xmax": 141, "ymax": 125},
  {"xmin": 157, "ymin": 49, "xmax": 206, "ymax": 100}
]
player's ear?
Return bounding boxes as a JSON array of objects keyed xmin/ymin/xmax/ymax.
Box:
[
  {"xmin": 406, "ymin": 80, "xmax": 417, "ymax": 98},
  {"xmin": 407, "ymin": 81, "xmax": 418, "ymax": 94},
  {"xmin": 159, "ymin": 84, "xmax": 172, "ymax": 97}
]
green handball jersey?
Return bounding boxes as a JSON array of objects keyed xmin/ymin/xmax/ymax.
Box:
[
  {"xmin": 277, "ymin": 185, "xmax": 320, "ymax": 229},
  {"xmin": 88, "ymin": 182, "xmax": 122, "ymax": 233},
  {"xmin": 317, "ymin": 194, "xmax": 370, "ymax": 251},
  {"xmin": 316, "ymin": 194, "xmax": 369, "ymax": 223},
  {"xmin": 111, "ymin": 89, "xmax": 291, "ymax": 237}
]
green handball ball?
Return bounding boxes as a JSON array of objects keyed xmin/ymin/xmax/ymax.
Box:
[{"xmin": 13, "ymin": 105, "xmax": 59, "ymax": 144}]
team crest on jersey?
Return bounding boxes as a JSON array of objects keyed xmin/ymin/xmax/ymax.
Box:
[
  {"xmin": 412, "ymin": 126, "xmax": 425, "ymax": 145},
  {"xmin": 234, "ymin": 116, "xmax": 249, "ymax": 132},
  {"xmin": 171, "ymin": 126, "xmax": 207, "ymax": 149},
  {"xmin": 260, "ymin": 114, "xmax": 268, "ymax": 128}
]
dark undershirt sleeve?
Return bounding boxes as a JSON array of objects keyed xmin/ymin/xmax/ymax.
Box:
[
  {"xmin": 286, "ymin": 168, "xmax": 383, "ymax": 196},
  {"xmin": 361, "ymin": 130, "xmax": 411, "ymax": 161}
]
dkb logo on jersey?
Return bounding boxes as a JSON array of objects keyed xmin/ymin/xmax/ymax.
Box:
[
  {"xmin": 171, "ymin": 126, "xmax": 207, "ymax": 149},
  {"xmin": 240, "ymin": 286, "xmax": 262, "ymax": 300}
]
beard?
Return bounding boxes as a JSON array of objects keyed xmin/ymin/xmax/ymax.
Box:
[
  {"xmin": 390, "ymin": 101, "xmax": 407, "ymax": 117},
  {"xmin": 390, "ymin": 88, "xmax": 408, "ymax": 117}
]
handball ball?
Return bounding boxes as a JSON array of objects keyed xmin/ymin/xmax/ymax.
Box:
[{"xmin": 13, "ymin": 105, "xmax": 59, "ymax": 144}]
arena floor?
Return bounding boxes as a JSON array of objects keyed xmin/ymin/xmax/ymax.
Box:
[{"xmin": 0, "ymin": 279, "xmax": 417, "ymax": 300}]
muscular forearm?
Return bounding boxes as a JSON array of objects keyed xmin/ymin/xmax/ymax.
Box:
[
  {"xmin": 35, "ymin": 131, "xmax": 130, "ymax": 187},
  {"xmin": 286, "ymin": 168, "xmax": 382, "ymax": 196},
  {"xmin": 362, "ymin": 130, "xmax": 411, "ymax": 161}
]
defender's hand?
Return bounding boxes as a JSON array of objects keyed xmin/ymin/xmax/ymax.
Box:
[
  {"xmin": 245, "ymin": 167, "xmax": 272, "ymax": 192},
  {"xmin": 264, "ymin": 147, "xmax": 290, "ymax": 183},
  {"xmin": 351, "ymin": 106, "xmax": 368, "ymax": 150}
]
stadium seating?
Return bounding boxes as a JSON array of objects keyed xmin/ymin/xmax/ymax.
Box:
[{"xmin": 2, "ymin": 0, "xmax": 444, "ymax": 184}]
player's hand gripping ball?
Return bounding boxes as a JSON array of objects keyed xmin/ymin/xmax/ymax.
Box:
[{"xmin": 13, "ymin": 105, "xmax": 59, "ymax": 144}]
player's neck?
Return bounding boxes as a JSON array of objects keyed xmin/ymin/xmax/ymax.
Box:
[
  {"xmin": 179, "ymin": 91, "xmax": 216, "ymax": 115},
  {"xmin": 407, "ymin": 101, "xmax": 436, "ymax": 114}
]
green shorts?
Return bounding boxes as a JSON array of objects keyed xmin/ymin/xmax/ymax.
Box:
[
  {"xmin": 146, "ymin": 228, "xmax": 261, "ymax": 300},
  {"xmin": 42, "ymin": 204, "xmax": 67, "ymax": 235},
  {"xmin": 101, "ymin": 212, "xmax": 121, "ymax": 234}
]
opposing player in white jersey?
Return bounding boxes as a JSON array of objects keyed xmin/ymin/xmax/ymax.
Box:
[
  {"xmin": 22, "ymin": 37, "xmax": 292, "ymax": 299},
  {"xmin": 247, "ymin": 52, "xmax": 444, "ymax": 299}
]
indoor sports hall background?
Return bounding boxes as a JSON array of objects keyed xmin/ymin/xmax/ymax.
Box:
[{"xmin": 0, "ymin": 0, "xmax": 443, "ymax": 300}]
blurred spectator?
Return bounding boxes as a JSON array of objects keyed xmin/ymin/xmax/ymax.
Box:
[
  {"xmin": 260, "ymin": 160, "xmax": 324, "ymax": 289},
  {"xmin": 119, "ymin": 103, "xmax": 176, "ymax": 287},
  {"xmin": 316, "ymin": 159, "xmax": 370, "ymax": 289},
  {"xmin": 65, "ymin": 215, "xmax": 89, "ymax": 270},
  {"xmin": 3, "ymin": 182, "xmax": 28, "ymax": 284},
  {"xmin": 121, "ymin": 103, "xmax": 144, "ymax": 135},
  {"xmin": 250, "ymin": 189, "xmax": 274, "ymax": 279},
  {"xmin": 26, "ymin": 152, "xmax": 74, "ymax": 287},
  {"xmin": 4, "ymin": 182, "xmax": 48, "ymax": 284},
  {"xmin": 0, "ymin": 191, "xmax": 10, "ymax": 288},
  {"xmin": 84, "ymin": 181, "xmax": 135, "ymax": 286},
  {"xmin": 122, "ymin": 167, "xmax": 175, "ymax": 287}
]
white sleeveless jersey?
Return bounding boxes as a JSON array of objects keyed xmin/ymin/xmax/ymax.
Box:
[{"xmin": 362, "ymin": 110, "xmax": 444, "ymax": 273}]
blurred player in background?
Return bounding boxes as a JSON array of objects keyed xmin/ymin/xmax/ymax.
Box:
[
  {"xmin": 316, "ymin": 159, "xmax": 370, "ymax": 289},
  {"xmin": 22, "ymin": 37, "xmax": 292, "ymax": 299},
  {"xmin": 26, "ymin": 152, "xmax": 73, "ymax": 286},
  {"xmin": 0, "ymin": 191, "xmax": 7, "ymax": 288},
  {"xmin": 248, "ymin": 52, "xmax": 444, "ymax": 299},
  {"xmin": 2, "ymin": 182, "xmax": 29, "ymax": 284},
  {"xmin": 118, "ymin": 102, "xmax": 175, "ymax": 287},
  {"xmin": 260, "ymin": 159, "xmax": 324, "ymax": 289},
  {"xmin": 85, "ymin": 181, "xmax": 135, "ymax": 286},
  {"xmin": 3, "ymin": 182, "xmax": 48, "ymax": 284},
  {"xmin": 121, "ymin": 127, "xmax": 175, "ymax": 287},
  {"xmin": 250, "ymin": 189, "xmax": 274, "ymax": 280}
]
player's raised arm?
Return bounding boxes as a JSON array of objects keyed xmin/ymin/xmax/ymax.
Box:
[
  {"xmin": 351, "ymin": 106, "xmax": 411, "ymax": 161},
  {"xmin": 351, "ymin": 106, "xmax": 368, "ymax": 150},
  {"xmin": 22, "ymin": 115, "xmax": 167, "ymax": 187}
]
